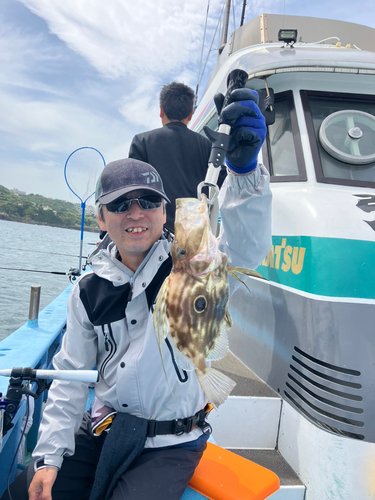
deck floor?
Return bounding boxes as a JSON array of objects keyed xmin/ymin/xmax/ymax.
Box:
[{"xmin": 212, "ymin": 352, "xmax": 304, "ymax": 489}]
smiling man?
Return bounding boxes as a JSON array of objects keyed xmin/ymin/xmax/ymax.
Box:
[
  {"xmin": 3, "ymin": 88, "xmax": 272, "ymax": 500},
  {"xmin": 95, "ymin": 160, "xmax": 170, "ymax": 271}
]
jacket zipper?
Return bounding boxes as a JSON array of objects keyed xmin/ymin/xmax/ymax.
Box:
[
  {"xmin": 128, "ymin": 281, "xmax": 133, "ymax": 302},
  {"xmin": 100, "ymin": 324, "xmax": 117, "ymax": 377}
]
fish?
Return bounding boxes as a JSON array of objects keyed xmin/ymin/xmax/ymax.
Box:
[{"xmin": 153, "ymin": 195, "xmax": 264, "ymax": 408}]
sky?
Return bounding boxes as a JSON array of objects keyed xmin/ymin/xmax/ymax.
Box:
[{"xmin": 1, "ymin": 0, "xmax": 374, "ymax": 205}]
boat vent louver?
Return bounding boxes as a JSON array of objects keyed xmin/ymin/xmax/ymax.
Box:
[{"xmin": 284, "ymin": 346, "xmax": 364, "ymax": 440}]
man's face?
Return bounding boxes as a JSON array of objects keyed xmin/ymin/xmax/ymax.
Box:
[{"xmin": 97, "ymin": 189, "xmax": 166, "ymax": 271}]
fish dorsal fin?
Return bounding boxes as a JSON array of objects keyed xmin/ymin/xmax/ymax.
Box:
[
  {"xmin": 168, "ymin": 336, "xmax": 196, "ymax": 372},
  {"xmin": 146, "ymin": 256, "xmax": 173, "ymax": 310},
  {"xmin": 228, "ymin": 266, "xmax": 266, "ymax": 281},
  {"xmin": 153, "ymin": 277, "xmax": 170, "ymax": 349},
  {"xmin": 228, "ymin": 267, "xmax": 266, "ymax": 292},
  {"xmin": 206, "ymin": 324, "xmax": 229, "ymax": 361},
  {"xmin": 153, "ymin": 278, "xmax": 176, "ymax": 398}
]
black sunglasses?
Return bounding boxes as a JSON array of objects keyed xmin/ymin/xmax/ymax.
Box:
[{"xmin": 105, "ymin": 194, "xmax": 163, "ymax": 213}]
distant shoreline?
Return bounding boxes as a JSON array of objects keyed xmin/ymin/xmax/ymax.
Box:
[{"xmin": 0, "ymin": 214, "xmax": 100, "ymax": 233}]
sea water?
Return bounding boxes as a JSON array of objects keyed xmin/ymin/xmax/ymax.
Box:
[{"xmin": 0, "ymin": 220, "xmax": 100, "ymax": 341}]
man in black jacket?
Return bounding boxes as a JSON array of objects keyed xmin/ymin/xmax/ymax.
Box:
[{"xmin": 128, "ymin": 82, "xmax": 225, "ymax": 232}]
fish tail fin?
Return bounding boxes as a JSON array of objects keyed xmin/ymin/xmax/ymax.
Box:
[{"xmin": 197, "ymin": 368, "xmax": 236, "ymax": 409}]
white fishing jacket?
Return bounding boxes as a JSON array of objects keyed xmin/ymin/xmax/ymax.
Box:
[{"xmin": 33, "ymin": 165, "xmax": 272, "ymax": 470}]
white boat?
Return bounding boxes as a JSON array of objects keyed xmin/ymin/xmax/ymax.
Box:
[
  {"xmin": 191, "ymin": 12, "xmax": 375, "ymax": 500},
  {"xmin": 1, "ymin": 11, "xmax": 375, "ymax": 500}
]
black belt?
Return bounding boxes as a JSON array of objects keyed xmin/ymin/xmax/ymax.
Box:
[{"xmin": 147, "ymin": 406, "xmax": 210, "ymax": 438}]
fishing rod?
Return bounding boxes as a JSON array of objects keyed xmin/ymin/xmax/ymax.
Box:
[
  {"xmin": 21, "ymin": 248, "xmax": 90, "ymax": 259},
  {"xmin": 0, "ymin": 367, "xmax": 99, "ymax": 500},
  {"xmin": 0, "ymin": 367, "xmax": 98, "ymax": 435},
  {"xmin": 0, "ymin": 266, "xmax": 79, "ymax": 277},
  {"xmin": 0, "ymin": 367, "xmax": 99, "ymax": 383}
]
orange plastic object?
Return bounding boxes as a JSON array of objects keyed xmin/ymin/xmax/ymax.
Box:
[{"xmin": 188, "ymin": 442, "xmax": 280, "ymax": 500}]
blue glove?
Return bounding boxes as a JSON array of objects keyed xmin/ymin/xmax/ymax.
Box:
[{"xmin": 214, "ymin": 88, "xmax": 267, "ymax": 174}]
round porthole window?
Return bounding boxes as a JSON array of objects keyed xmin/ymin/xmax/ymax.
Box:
[{"xmin": 319, "ymin": 110, "xmax": 375, "ymax": 165}]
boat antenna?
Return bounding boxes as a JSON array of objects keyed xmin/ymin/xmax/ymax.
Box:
[
  {"xmin": 195, "ymin": 1, "xmax": 225, "ymax": 107},
  {"xmin": 240, "ymin": 0, "xmax": 247, "ymax": 26},
  {"xmin": 64, "ymin": 147, "xmax": 106, "ymax": 275},
  {"xmin": 195, "ymin": 0, "xmax": 211, "ymax": 108},
  {"xmin": 231, "ymin": 0, "xmax": 236, "ymax": 32},
  {"xmin": 220, "ymin": 0, "xmax": 231, "ymax": 50}
]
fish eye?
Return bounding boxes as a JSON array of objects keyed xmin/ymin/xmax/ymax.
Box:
[
  {"xmin": 176, "ymin": 247, "xmax": 187, "ymax": 259},
  {"xmin": 194, "ymin": 296, "xmax": 207, "ymax": 313}
]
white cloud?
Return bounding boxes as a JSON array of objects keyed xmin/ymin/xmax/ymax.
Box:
[
  {"xmin": 118, "ymin": 75, "xmax": 161, "ymax": 129},
  {"xmin": 1, "ymin": 0, "xmax": 228, "ymax": 161},
  {"xmin": 0, "ymin": 89, "xmax": 127, "ymax": 153},
  {"xmin": 0, "ymin": 23, "xmax": 64, "ymax": 93},
  {"xmin": 17, "ymin": 0, "xmax": 223, "ymax": 80},
  {"xmin": 118, "ymin": 66, "xmax": 201, "ymax": 129}
]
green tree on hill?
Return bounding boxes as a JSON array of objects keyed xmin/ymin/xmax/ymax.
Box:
[{"xmin": 0, "ymin": 185, "xmax": 99, "ymax": 231}]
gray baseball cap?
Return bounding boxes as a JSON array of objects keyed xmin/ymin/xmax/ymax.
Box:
[{"xmin": 95, "ymin": 158, "xmax": 170, "ymax": 204}]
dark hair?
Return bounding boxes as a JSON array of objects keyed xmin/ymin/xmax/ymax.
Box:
[{"xmin": 159, "ymin": 82, "xmax": 195, "ymax": 121}]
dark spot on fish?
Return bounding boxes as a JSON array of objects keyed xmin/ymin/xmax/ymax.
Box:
[{"xmin": 194, "ymin": 296, "xmax": 207, "ymax": 313}]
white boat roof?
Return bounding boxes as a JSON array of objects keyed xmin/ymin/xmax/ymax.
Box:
[
  {"xmin": 196, "ymin": 14, "xmax": 375, "ymax": 117},
  {"xmin": 203, "ymin": 14, "xmax": 375, "ymax": 86},
  {"xmin": 228, "ymin": 43, "xmax": 375, "ymax": 79},
  {"xmin": 230, "ymin": 13, "xmax": 375, "ymax": 53}
]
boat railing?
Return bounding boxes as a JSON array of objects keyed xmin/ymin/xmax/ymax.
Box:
[{"xmin": 0, "ymin": 285, "xmax": 71, "ymax": 496}]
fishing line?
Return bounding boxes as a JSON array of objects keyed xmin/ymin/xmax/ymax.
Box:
[
  {"xmin": 16, "ymin": 248, "xmax": 89, "ymax": 259},
  {"xmin": 6, "ymin": 395, "xmax": 30, "ymax": 500},
  {"xmin": 0, "ymin": 267, "xmax": 70, "ymax": 276},
  {"xmin": 196, "ymin": 1, "xmax": 225, "ymax": 95},
  {"xmin": 37, "ymin": 239, "xmax": 98, "ymax": 245},
  {"xmin": 195, "ymin": 0, "xmax": 210, "ymax": 105}
]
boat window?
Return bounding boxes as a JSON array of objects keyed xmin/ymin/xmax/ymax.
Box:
[
  {"xmin": 197, "ymin": 91, "xmax": 307, "ymax": 182},
  {"xmin": 301, "ymin": 90, "xmax": 375, "ymax": 188},
  {"xmin": 199, "ymin": 112, "xmax": 218, "ymax": 137},
  {"xmin": 262, "ymin": 91, "xmax": 307, "ymax": 182}
]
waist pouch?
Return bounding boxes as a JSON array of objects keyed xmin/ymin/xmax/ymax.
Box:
[
  {"xmin": 93, "ymin": 404, "xmax": 213, "ymax": 437},
  {"xmin": 147, "ymin": 404, "xmax": 212, "ymax": 437}
]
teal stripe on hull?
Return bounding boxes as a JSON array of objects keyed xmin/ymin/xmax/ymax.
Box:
[{"xmin": 257, "ymin": 236, "xmax": 375, "ymax": 299}]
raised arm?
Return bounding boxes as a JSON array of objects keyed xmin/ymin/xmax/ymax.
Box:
[{"xmin": 216, "ymin": 89, "xmax": 272, "ymax": 270}]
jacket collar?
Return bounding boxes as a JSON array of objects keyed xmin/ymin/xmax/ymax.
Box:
[{"xmin": 90, "ymin": 238, "xmax": 171, "ymax": 292}]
